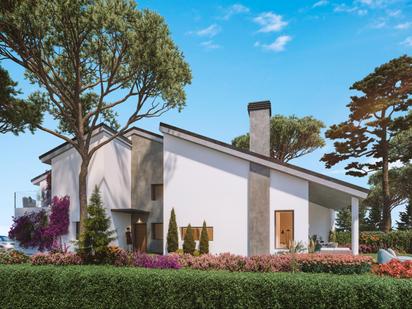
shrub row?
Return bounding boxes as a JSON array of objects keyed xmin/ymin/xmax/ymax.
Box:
[
  {"xmin": 0, "ymin": 250, "xmax": 29, "ymax": 264},
  {"xmin": 0, "ymin": 265, "xmax": 411, "ymax": 309},
  {"xmin": 178, "ymin": 253, "xmax": 372, "ymax": 274},
  {"xmin": 336, "ymin": 230, "xmax": 412, "ymax": 253}
]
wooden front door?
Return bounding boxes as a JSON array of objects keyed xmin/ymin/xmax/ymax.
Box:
[{"xmin": 134, "ymin": 223, "xmax": 147, "ymax": 252}]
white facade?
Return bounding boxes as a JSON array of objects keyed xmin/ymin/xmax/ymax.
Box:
[
  {"xmin": 163, "ymin": 135, "xmax": 249, "ymax": 255},
  {"xmin": 50, "ymin": 131, "xmax": 131, "ymax": 247}
]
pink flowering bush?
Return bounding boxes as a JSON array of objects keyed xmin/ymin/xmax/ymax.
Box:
[
  {"xmin": 107, "ymin": 246, "xmax": 131, "ymax": 266},
  {"xmin": 177, "ymin": 253, "xmax": 371, "ymax": 274},
  {"xmin": 0, "ymin": 250, "xmax": 29, "ymax": 264},
  {"xmin": 133, "ymin": 252, "xmax": 181, "ymax": 269},
  {"xmin": 375, "ymin": 259, "xmax": 412, "ymax": 279},
  {"xmin": 31, "ymin": 252, "xmax": 82, "ymax": 266},
  {"xmin": 296, "ymin": 254, "xmax": 372, "ymax": 274}
]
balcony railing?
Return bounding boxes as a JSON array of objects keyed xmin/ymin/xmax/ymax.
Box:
[{"xmin": 14, "ymin": 190, "xmax": 51, "ymax": 209}]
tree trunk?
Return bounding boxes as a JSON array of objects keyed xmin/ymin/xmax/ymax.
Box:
[
  {"xmin": 79, "ymin": 159, "xmax": 89, "ymax": 235},
  {"xmin": 381, "ymin": 152, "xmax": 391, "ymax": 233}
]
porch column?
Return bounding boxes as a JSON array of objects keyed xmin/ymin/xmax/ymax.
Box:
[
  {"xmin": 330, "ymin": 209, "xmax": 336, "ymax": 231},
  {"xmin": 351, "ymin": 197, "xmax": 359, "ymax": 255}
]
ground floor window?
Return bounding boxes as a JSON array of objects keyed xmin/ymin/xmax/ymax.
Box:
[
  {"xmin": 275, "ymin": 211, "xmax": 294, "ymax": 249},
  {"xmin": 152, "ymin": 223, "xmax": 163, "ymax": 240},
  {"xmin": 180, "ymin": 226, "xmax": 214, "ymax": 241}
]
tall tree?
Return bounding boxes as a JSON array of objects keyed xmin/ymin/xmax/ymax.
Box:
[
  {"xmin": 0, "ymin": 66, "xmax": 41, "ymax": 134},
  {"xmin": 396, "ymin": 164, "xmax": 412, "ymax": 230},
  {"xmin": 397, "ymin": 200, "xmax": 412, "ymax": 230},
  {"xmin": 0, "ymin": 0, "xmax": 191, "ymax": 233},
  {"xmin": 321, "ymin": 56, "xmax": 412, "ymax": 232},
  {"xmin": 335, "ymin": 204, "xmax": 368, "ymax": 232},
  {"xmin": 232, "ymin": 115, "xmax": 325, "ymax": 162}
]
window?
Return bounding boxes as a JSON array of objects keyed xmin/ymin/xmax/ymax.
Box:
[
  {"xmin": 75, "ymin": 222, "xmax": 80, "ymax": 240},
  {"xmin": 180, "ymin": 226, "xmax": 214, "ymax": 241},
  {"xmin": 151, "ymin": 184, "xmax": 163, "ymax": 201},
  {"xmin": 152, "ymin": 223, "xmax": 163, "ymax": 240},
  {"xmin": 275, "ymin": 211, "xmax": 294, "ymax": 249}
]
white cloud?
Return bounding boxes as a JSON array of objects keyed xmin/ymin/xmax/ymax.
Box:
[
  {"xmin": 334, "ymin": 4, "xmax": 368, "ymax": 16},
  {"xmin": 190, "ymin": 24, "xmax": 221, "ymax": 38},
  {"xmin": 401, "ymin": 36, "xmax": 412, "ymax": 47},
  {"xmin": 257, "ymin": 35, "xmax": 292, "ymax": 52},
  {"xmin": 395, "ymin": 22, "xmax": 411, "ymax": 30},
  {"xmin": 313, "ymin": 0, "xmax": 329, "ymax": 8},
  {"xmin": 200, "ymin": 40, "xmax": 221, "ymax": 50},
  {"xmin": 387, "ymin": 9, "xmax": 401, "ymax": 17},
  {"xmin": 371, "ymin": 20, "xmax": 386, "ymax": 28},
  {"xmin": 222, "ymin": 4, "xmax": 250, "ymax": 20},
  {"xmin": 253, "ymin": 12, "xmax": 288, "ymax": 33}
]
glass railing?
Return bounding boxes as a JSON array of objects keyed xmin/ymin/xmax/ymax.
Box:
[{"xmin": 14, "ymin": 190, "xmax": 51, "ymax": 209}]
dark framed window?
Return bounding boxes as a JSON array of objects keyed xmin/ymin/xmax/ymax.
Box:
[
  {"xmin": 180, "ymin": 227, "xmax": 214, "ymax": 241},
  {"xmin": 151, "ymin": 184, "xmax": 163, "ymax": 201},
  {"xmin": 152, "ymin": 223, "xmax": 163, "ymax": 240}
]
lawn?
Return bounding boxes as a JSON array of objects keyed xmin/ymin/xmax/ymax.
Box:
[{"xmin": 0, "ymin": 264, "xmax": 411, "ymax": 309}]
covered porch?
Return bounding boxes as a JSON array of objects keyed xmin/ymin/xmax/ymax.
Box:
[{"xmin": 308, "ymin": 181, "xmax": 366, "ymax": 255}]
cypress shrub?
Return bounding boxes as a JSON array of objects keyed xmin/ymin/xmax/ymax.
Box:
[
  {"xmin": 199, "ymin": 221, "xmax": 209, "ymax": 254},
  {"xmin": 78, "ymin": 186, "xmax": 115, "ymax": 263},
  {"xmin": 183, "ymin": 224, "xmax": 195, "ymax": 255},
  {"xmin": 167, "ymin": 208, "xmax": 179, "ymax": 253}
]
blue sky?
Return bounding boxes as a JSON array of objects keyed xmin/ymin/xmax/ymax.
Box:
[{"xmin": 0, "ymin": 0, "xmax": 411, "ymax": 234}]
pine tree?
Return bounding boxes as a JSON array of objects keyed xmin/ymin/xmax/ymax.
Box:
[
  {"xmin": 199, "ymin": 221, "xmax": 209, "ymax": 255},
  {"xmin": 167, "ymin": 208, "xmax": 179, "ymax": 253},
  {"xmin": 78, "ymin": 186, "xmax": 115, "ymax": 263},
  {"xmin": 397, "ymin": 200, "xmax": 412, "ymax": 230},
  {"xmin": 336, "ymin": 207, "xmax": 351, "ymax": 232},
  {"xmin": 367, "ymin": 205, "xmax": 382, "ymax": 231},
  {"xmin": 183, "ymin": 224, "xmax": 195, "ymax": 255}
]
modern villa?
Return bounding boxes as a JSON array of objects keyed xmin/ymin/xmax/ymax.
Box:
[{"xmin": 17, "ymin": 101, "xmax": 368, "ymax": 256}]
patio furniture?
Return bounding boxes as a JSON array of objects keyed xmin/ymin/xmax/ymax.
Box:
[
  {"xmin": 320, "ymin": 247, "xmax": 351, "ymax": 254},
  {"xmin": 377, "ymin": 249, "xmax": 412, "ymax": 264}
]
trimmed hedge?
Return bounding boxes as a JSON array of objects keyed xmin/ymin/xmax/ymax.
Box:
[
  {"xmin": 336, "ymin": 230, "xmax": 412, "ymax": 253},
  {"xmin": 0, "ymin": 265, "xmax": 411, "ymax": 309}
]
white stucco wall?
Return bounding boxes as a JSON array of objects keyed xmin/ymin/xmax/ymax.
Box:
[
  {"xmin": 51, "ymin": 132, "xmax": 131, "ymax": 248},
  {"xmin": 163, "ymin": 134, "xmax": 249, "ymax": 255},
  {"xmin": 270, "ymin": 170, "xmax": 309, "ymax": 253},
  {"xmin": 309, "ymin": 202, "xmax": 333, "ymax": 242}
]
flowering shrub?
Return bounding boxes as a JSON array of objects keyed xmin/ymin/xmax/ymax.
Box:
[
  {"xmin": 296, "ymin": 254, "xmax": 372, "ymax": 274},
  {"xmin": 375, "ymin": 259, "xmax": 412, "ymax": 279},
  {"xmin": 177, "ymin": 253, "xmax": 371, "ymax": 274},
  {"xmin": 133, "ymin": 252, "xmax": 181, "ymax": 269},
  {"xmin": 107, "ymin": 246, "xmax": 131, "ymax": 266},
  {"xmin": 8, "ymin": 210, "xmax": 50, "ymax": 250},
  {"xmin": 43, "ymin": 196, "xmax": 70, "ymax": 251},
  {"xmin": 31, "ymin": 252, "xmax": 82, "ymax": 266},
  {"xmin": 342, "ymin": 243, "xmax": 380, "ymax": 254},
  {"xmin": 336, "ymin": 231, "xmax": 412, "ymax": 253},
  {"xmin": 0, "ymin": 250, "xmax": 29, "ymax": 264}
]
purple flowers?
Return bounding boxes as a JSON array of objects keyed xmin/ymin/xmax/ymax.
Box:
[{"xmin": 133, "ymin": 252, "xmax": 181, "ymax": 269}]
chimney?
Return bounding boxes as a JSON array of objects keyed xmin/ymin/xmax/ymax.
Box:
[{"xmin": 248, "ymin": 101, "xmax": 271, "ymax": 157}]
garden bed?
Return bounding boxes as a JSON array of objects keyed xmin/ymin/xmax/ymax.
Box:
[{"xmin": 0, "ymin": 264, "xmax": 411, "ymax": 309}]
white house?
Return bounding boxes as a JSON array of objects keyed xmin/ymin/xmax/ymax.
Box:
[{"xmin": 17, "ymin": 101, "xmax": 368, "ymax": 255}]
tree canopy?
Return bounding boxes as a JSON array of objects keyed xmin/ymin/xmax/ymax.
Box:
[
  {"xmin": 232, "ymin": 114, "xmax": 325, "ymax": 162},
  {"xmin": 0, "ymin": 66, "xmax": 41, "ymax": 134},
  {"xmin": 321, "ymin": 55, "xmax": 412, "ymax": 232},
  {"xmin": 0, "ymin": 0, "xmax": 191, "ymax": 232}
]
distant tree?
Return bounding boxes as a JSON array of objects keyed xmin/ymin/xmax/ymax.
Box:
[
  {"xmin": 321, "ymin": 56, "xmax": 412, "ymax": 232},
  {"xmin": 0, "ymin": 66, "xmax": 41, "ymax": 134},
  {"xmin": 336, "ymin": 204, "xmax": 368, "ymax": 232},
  {"xmin": 199, "ymin": 221, "xmax": 209, "ymax": 255},
  {"xmin": 183, "ymin": 224, "xmax": 195, "ymax": 255},
  {"xmin": 397, "ymin": 201, "xmax": 412, "ymax": 230},
  {"xmin": 79, "ymin": 186, "xmax": 115, "ymax": 264},
  {"xmin": 232, "ymin": 115, "xmax": 325, "ymax": 162},
  {"xmin": 390, "ymin": 111, "xmax": 412, "ymax": 164},
  {"xmin": 366, "ymin": 203, "xmax": 382, "ymax": 231},
  {"xmin": 0, "ymin": 0, "xmax": 191, "ymax": 234},
  {"xmin": 166, "ymin": 208, "xmax": 179, "ymax": 253}
]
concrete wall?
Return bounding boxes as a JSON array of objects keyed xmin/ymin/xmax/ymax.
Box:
[
  {"xmin": 131, "ymin": 135, "xmax": 163, "ymax": 253},
  {"xmin": 270, "ymin": 170, "xmax": 309, "ymax": 253},
  {"xmin": 309, "ymin": 202, "xmax": 333, "ymax": 242},
  {"xmin": 163, "ymin": 134, "xmax": 249, "ymax": 255},
  {"xmin": 51, "ymin": 132, "xmax": 131, "ymax": 249}
]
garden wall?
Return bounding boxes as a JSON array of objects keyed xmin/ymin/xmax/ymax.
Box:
[{"xmin": 0, "ymin": 265, "xmax": 411, "ymax": 309}]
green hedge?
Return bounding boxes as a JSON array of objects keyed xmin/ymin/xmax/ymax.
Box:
[
  {"xmin": 336, "ymin": 230, "xmax": 412, "ymax": 253},
  {"xmin": 0, "ymin": 265, "xmax": 411, "ymax": 309}
]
